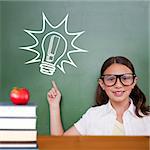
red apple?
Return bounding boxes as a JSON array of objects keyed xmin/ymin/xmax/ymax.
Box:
[{"xmin": 10, "ymin": 87, "xmax": 30, "ymax": 105}]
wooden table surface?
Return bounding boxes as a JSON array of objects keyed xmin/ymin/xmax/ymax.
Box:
[{"xmin": 37, "ymin": 136, "xmax": 150, "ymax": 150}]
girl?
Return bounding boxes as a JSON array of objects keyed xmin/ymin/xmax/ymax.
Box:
[{"xmin": 47, "ymin": 56, "xmax": 150, "ymax": 135}]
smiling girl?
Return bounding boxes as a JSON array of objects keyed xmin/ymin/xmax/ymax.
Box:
[{"xmin": 47, "ymin": 56, "xmax": 150, "ymax": 135}]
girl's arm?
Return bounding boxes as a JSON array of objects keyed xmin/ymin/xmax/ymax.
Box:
[{"xmin": 47, "ymin": 81, "xmax": 80, "ymax": 136}]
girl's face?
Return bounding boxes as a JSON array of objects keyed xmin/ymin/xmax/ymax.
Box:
[{"xmin": 99, "ymin": 63, "xmax": 137, "ymax": 104}]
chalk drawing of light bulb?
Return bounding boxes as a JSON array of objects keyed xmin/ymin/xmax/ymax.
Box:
[
  {"xmin": 20, "ymin": 12, "xmax": 88, "ymax": 76},
  {"xmin": 40, "ymin": 31, "xmax": 67, "ymax": 75}
]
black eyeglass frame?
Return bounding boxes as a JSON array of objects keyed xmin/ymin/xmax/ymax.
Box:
[{"xmin": 100, "ymin": 73, "xmax": 136, "ymax": 87}]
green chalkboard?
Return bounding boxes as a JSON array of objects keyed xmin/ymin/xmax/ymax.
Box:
[{"xmin": 0, "ymin": 1, "xmax": 149, "ymax": 135}]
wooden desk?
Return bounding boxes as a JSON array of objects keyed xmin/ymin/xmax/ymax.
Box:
[{"xmin": 37, "ymin": 136, "xmax": 149, "ymax": 150}]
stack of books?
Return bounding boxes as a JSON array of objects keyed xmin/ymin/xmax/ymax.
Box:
[{"xmin": 0, "ymin": 102, "xmax": 38, "ymax": 150}]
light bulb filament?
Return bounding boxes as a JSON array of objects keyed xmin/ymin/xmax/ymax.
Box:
[{"xmin": 46, "ymin": 35, "xmax": 60, "ymax": 62}]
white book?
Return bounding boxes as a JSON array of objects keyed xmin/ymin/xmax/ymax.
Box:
[
  {"xmin": 0, "ymin": 142, "xmax": 37, "ymax": 148},
  {"xmin": 0, "ymin": 102, "xmax": 37, "ymax": 117},
  {"xmin": 0, "ymin": 117, "xmax": 36, "ymax": 129},
  {"xmin": 0, "ymin": 130, "xmax": 37, "ymax": 142}
]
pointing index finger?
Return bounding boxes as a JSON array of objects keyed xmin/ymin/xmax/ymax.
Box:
[{"xmin": 52, "ymin": 80, "xmax": 58, "ymax": 91}]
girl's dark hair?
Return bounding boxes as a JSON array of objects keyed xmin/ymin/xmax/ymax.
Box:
[{"xmin": 96, "ymin": 56, "xmax": 150, "ymax": 117}]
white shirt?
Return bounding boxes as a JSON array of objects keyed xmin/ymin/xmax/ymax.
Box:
[
  {"xmin": 74, "ymin": 100, "xmax": 150, "ymax": 135},
  {"xmin": 112, "ymin": 120, "xmax": 125, "ymax": 135}
]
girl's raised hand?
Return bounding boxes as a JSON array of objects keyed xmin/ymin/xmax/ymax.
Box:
[{"xmin": 47, "ymin": 81, "xmax": 61, "ymax": 107}]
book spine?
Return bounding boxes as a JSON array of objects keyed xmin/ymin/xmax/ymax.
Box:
[
  {"xmin": 0, "ymin": 117, "xmax": 36, "ymax": 130},
  {"xmin": 0, "ymin": 130, "xmax": 37, "ymax": 142}
]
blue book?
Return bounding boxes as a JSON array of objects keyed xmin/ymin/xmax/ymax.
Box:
[{"xmin": 0, "ymin": 142, "xmax": 38, "ymax": 149}]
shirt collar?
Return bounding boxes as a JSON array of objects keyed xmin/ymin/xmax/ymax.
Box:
[
  {"xmin": 127, "ymin": 98, "xmax": 136, "ymax": 117},
  {"xmin": 103, "ymin": 98, "xmax": 136, "ymax": 117},
  {"xmin": 104, "ymin": 101, "xmax": 116, "ymax": 115}
]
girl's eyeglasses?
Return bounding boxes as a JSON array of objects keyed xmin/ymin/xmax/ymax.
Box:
[{"xmin": 100, "ymin": 73, "xmax": 136, "ymax": 87}]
